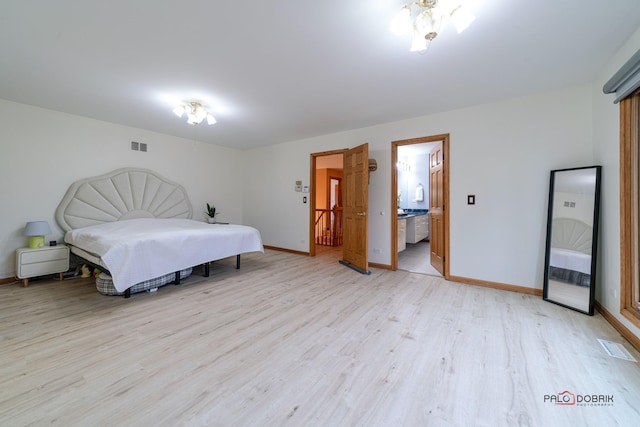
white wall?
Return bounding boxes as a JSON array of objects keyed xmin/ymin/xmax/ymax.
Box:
[
  {"xmin": 2, "ymin": 33, "xmax": 637, "ymax": 343},
  {"xmin": 592, "ymin": 27, "xmax": 640, "ymax": 339},
  {"xmin": 553, "ymin": 192, "xmax": 596, "ymax": 225},
  {"xmin": 398, "ymin": 153, "xmax": 429, "ymax": 211},
  {"xmin": 242, "ymin": 85, "xmax": 594, "ymax": 290},
  {"xmin": 1, "ymin": 86, "xmax": 596, "ymax": 294},
  {"xmin": 0, "ymin": 99, "xmax": 243, "ymax": 278}
]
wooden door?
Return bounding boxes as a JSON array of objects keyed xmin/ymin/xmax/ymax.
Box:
[
  {"xmin": 429, "ymin": 141, "xmax": 445, "ymax": 275},
  {"xmin": 341, "ymin": 143, "xmax": 370, "ymax": 274}
]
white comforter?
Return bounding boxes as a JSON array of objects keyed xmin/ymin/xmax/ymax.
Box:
[
  {"xmin": 549, "ymin": 247, "xmax": 591, "ymax": 275},
  {"xmin": 65, "ymin": 218, "xmax": 264, "ymax": 292}
]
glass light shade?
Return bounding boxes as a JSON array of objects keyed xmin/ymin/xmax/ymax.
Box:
[
  {"xmin": 172, "ymin": 105, "xmax": 186, "ymax": 117},
  {"xmin": 194, "ymin": 106, "xmax": 207, "ymax": 122},
  {"xmin": 187, "ymin": 113, "xmax": 200, "ymax": 125},
  {"xmin": 417, "ymin": 8, "xmax": 448, "ymax": 38},
  {"xmin": 390, "ymin": 7, "xmax": 412, "ymax": 36},
  {"xmin": 206, "ymin": 114, "xmax": 217, "ymax": 125},
  {"xmin": 410, "ymin": 32, "xmax": 429, "ymax": 52},
  {"xmin": 451, "ymin": 7, "xmax": 475, "ymax": 33}
]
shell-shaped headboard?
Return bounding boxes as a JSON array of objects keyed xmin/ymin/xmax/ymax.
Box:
[
  {"xmin": 56, "ymin": 168, "xmax": 193, "ymax": 232},
  {"xmin": 551, "ymin": 217, "xmax": 593, "ymax": 255}
]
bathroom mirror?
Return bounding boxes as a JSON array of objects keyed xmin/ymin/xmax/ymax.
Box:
[{"xmin": 543, "ymin": 166, "xmax": 601, "ymax": 315}]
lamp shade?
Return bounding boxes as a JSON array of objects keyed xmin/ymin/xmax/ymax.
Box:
[
  {"xmin": 23, "ymin": 221, "xmax": 51, "ymax": 236},
  {"xmin": 23, "ymin": 221, "xmax": 52, "ymax": 248}
]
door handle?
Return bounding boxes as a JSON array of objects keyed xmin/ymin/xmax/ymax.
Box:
[{"xmin": 357, "ymin": 212, "xmax": 366, "ymax": 216}]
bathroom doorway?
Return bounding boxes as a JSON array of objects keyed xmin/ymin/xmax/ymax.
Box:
[{"xmin": 391, "ymin": 134, "xmax": 450, "ymax": 278}]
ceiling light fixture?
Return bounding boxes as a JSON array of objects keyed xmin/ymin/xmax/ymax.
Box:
[
  {"xmin": 172, "ymin": 101, "xmax": 217, "ymax": 125},
  {"xmin": 390, "ymin": 0, "xmax": 476, "ymax": 54}
]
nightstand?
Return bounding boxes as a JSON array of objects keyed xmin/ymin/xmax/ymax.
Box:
[{"xmin": 16, "ymin": 246, "xmax": 70, "ymax": 287}]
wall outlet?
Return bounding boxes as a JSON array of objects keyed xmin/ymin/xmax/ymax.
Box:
[{"xmin": 373, "ymin": 248, "xmax": 382, "ymax": 254}]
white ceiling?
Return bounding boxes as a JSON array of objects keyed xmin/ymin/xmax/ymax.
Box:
[{"xmin": 1, "ymin": 1, "xmax": 639, "ymax": 150}]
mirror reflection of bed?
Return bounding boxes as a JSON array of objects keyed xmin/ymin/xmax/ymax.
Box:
[
  {"xmin": 543, "ymin": 166, "xmax": 601, "ymax": 315},
  {"xmin": 547, "ymin": 218, "xmax": 593, "ymax": 312}
]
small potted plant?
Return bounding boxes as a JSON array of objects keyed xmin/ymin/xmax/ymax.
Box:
[{"xmin": 205, "ymin": 203, "xmax": 219, "ymax": 223}]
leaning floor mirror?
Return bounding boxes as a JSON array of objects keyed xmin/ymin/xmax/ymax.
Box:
[{"xmin": 543, "ymin": 166, "xmax": 601, "ymax": 315}]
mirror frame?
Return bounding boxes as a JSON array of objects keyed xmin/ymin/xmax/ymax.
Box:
[{"xmin": 543, "ymin": 165, "xmax": 602, "ymax": 315}]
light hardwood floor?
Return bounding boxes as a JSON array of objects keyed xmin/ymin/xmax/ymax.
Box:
[
  {"xmin": 1, "ymin": 249, "xmax": 639, "ymax": 426},
  {"xmin": 398, "ymin": 241, "xmax": 442, "ymax": 276},
  {"xmin": 546, "ymin": 280, "xmax": 591, "ymax": 313}
]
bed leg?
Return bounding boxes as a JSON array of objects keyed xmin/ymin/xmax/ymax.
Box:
[
  {"xmin": 174, "ymin": 271, "xmax": 181, "ymax": 285},
  {"xmin": 124, "ymin": 288, "xmax": 131, "ymax": 298},
  {"xmin": 236, "ymin": 254, "xmax": 240, "ymax": 269},
  {"xmin": 204, "ymin": 262, "xmax": 210, "ymax": 277}
]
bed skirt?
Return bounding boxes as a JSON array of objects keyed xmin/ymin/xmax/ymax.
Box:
[
  {"xmin": 548, "ymin": 266, "xmax": 590, "ymax": 287},
  {"xmin": 96, "ymin": 268, "xmax": 193, "ymax": 296}
]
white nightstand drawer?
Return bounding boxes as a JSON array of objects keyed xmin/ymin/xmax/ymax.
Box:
[
  {"xmin": 19, "ymin": 259, "xmax": 69, "ymax": 278},
  {"xmin": 16, "ymin": 246, "xmax": 70, "ymax": 280},
  {"xmin": 20, "ymin": 247, "xmax": 68, "ymax": 264}
]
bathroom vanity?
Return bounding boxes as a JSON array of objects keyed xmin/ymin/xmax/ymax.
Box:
[{"xmin": 397, "ymin": 209, "xmax": 429, "ymax": 252}]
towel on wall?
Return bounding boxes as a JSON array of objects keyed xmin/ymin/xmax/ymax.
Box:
[{"xmin": 415, "ymin": 184, "xmax": 424, "ymax": 202}]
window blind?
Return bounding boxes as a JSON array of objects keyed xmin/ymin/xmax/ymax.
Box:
[{"xmin": 603, "ymin": 48, "xmax": 640, "ymax": 103}]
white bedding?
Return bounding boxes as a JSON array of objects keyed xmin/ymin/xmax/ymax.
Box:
[
  {"xmin": 549, "ymin": 247, "xmax": 591, "ymax": 275},
  {"xmin": 65, "ymin": 218, "xmax": 263, "ymax": 292}
]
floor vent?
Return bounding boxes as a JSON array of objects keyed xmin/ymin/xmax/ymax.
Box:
[{"xmin": 597, "ymin": 339, "xmax": 637, "ymax": 362}]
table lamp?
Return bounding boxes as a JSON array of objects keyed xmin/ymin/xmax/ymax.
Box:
[{"xmin": 23, "ymin": 221, "xmax": 52, "ymax": 248}]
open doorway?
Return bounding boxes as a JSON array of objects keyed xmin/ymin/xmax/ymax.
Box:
[
  {"xmin": 309, "ymin": 144, "xmax": 370, "ymax": 276},
  {"xmin": 310, "ymin": 151, "xmax": 344, "ymax": 258},
  {"xmin": 391, "ymin": 135, "xmax": 450, "ymax": 279}
]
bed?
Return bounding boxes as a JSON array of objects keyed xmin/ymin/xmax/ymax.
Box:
[
  {"xmin": 548, "ymin": 217, "xmax": 593, "ymax": 287},
  {"xmin": 55, "ymin": 167, "xmax": 264, "ymax": 297}
]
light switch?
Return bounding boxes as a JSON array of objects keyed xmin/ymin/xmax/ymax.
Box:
[{"xmin": 468, "ymin": 195, "xmax": 475, "ymax": 205}]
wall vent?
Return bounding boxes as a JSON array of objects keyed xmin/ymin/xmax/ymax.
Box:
[
  {"xmin": 131, "ymin": 141, "xmax": 148, "ymax": 152},
  {"xmin": 597, "ymin": 339, "xmax": 637, "ymax": 362}
]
